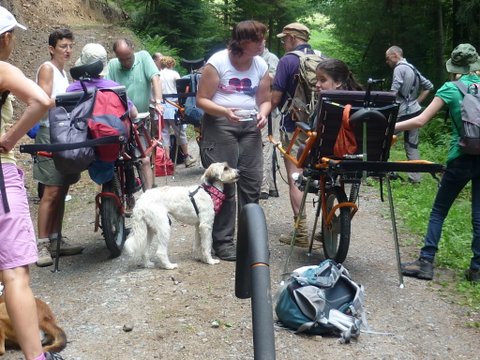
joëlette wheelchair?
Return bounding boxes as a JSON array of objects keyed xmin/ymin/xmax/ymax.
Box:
[
  {"xmin": 272, "ymin": 81, "xmax": 445, "ymax": 286},
  {"xmin": 20, "ymin": 60, "xmax": 157, "ymax": 271}
]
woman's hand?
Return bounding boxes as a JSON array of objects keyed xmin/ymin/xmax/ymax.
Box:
[
  {"xmin": 256, "ymin": 112, "xmax": 268, "ymax": 129},
  {"xmin": 225, "ymin": 108, "xmax": 241, "ymax": 123}
]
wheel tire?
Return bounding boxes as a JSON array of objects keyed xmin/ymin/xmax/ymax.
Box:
[
  {"xmin": 322, "ymin": 186, "xmax": 351, "ymax": 263},
  {"xmin": 100, "ymin": 175, "xmax": 126, "ymax": 257}
]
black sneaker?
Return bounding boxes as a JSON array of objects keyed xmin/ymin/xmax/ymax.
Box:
[
  {"xmin": 401, "ymin": 257, "xmax": 434, "ymax": 280},
  {"xmin": 214, "ymin": 246, "xmax": 237, "ymax": 261},
  {"xmin": 465, "ymin": 268, "xmax": 480, "ymax": 284},
  {"xmin": 259, "ymin": 192, "xmax": 269, "ymax": 200},
  {"xmin": 268, "ymin": 190, "xmax": 279, "ymax": 198},
  {"xmin": 44, "ymin": 352, "xmax": 64, "ymax": 360}
]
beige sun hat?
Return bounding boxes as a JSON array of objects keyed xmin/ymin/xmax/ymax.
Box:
[
  {"xmin": 75, "ymin": 43, "xmax": 108, "ymax": 76},
  {"xmin": 445, "ymin": 43, "xmax": 480, "ymax": 74},
  {"xmin": 276, "ymin": 22, "xmax": 310, "ymax": 42}
]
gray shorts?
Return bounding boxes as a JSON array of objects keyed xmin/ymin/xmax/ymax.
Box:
[{"xmin": 32, "ymin": 126, "xmax": 81, "ymax": 186}]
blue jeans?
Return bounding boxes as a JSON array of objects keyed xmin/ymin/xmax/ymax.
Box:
[
  {"xmin": 420, "ymin": 155, "xmax": 480, "ymax": 270},
  {"xmin": 200, "ymin": 115, "xmax": 263, "ymax": 251}
]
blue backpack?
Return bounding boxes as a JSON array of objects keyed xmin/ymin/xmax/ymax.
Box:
[{"xmin": 275, "ymin": 260, "xmax": 367, "ymax": 342}]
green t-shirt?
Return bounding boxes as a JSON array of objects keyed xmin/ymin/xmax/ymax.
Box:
[
  {"xmin": 106, "ymin": 50, "xmax": 160, "ymax": 112},
  {"xmin": 435, "ymin": 73, "xmax": 480, "ymax": 163}
]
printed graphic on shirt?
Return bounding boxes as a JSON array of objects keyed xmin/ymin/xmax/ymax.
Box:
[{"xmin": 218, "ymin": 77, "xmax": 257, "ymax": 96}]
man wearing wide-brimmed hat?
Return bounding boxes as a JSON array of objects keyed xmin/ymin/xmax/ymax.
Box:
[
  {"xmin": 271, "ymin": 22, "xmax": 319, "ymax": 247},
  {"xmin": 395, "ymin": 43, "xmax": 480, "ymax": 284}
]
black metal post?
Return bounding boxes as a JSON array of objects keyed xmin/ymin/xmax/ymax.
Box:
[{"xmin": 236, "ymin": 203, "xmax": 275, "ymax": 360}]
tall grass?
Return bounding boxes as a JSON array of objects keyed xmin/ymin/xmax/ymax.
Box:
[{"xmin": 389, "ymin": 118, "xmax": 480, "ymax": 309}]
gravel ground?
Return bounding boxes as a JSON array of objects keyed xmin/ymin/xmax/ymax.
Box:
[
  {"xmin": 4, "ymin": 143, "xmax": 479, "ymax": 359},
  {"xmin": 2, "ymin": 1, "xmax": 479, "ymax": 358}
]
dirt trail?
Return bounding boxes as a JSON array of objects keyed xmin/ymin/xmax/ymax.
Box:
[
  {"xmin": 2, "ymin": 1, "xmax": 479, "ymax": 358},
  {"xmin": 4, "ymin": 154, "xmax": 476, "ymax": 360}
]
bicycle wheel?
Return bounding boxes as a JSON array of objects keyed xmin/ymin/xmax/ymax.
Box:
[
  {"xmin": 322, "ymin": 186, "xmax": 351, "ymax": 263},
  {"xmin": 100, "ymin": 174, "xmax": 126, "ymax": 257}
]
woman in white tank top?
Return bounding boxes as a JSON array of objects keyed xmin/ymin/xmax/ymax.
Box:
[{"xmin": 33, "ymin": 28, "xmax": 84, "ymax": 268}]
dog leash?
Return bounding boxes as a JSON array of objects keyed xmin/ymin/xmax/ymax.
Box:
[{"xmin": 0, "ymin": 91, "xmax": 11, "ymax": 213}]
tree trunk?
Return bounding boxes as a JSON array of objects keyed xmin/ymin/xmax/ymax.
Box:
[{"xmin": 434, "ymin": 0, "xmax": 445, "ymax": 85}]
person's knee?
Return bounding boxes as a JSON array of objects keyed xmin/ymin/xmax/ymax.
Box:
[
  {"xmin": 1, "ymin": 266, "xmax": 29, "ymax": 286},
  {"xmin": 40, "ymin": 185, "xmax": 63, "ymax": 204},
  {"xmin": 141, "ymin": 156, "xmax": 151, "ymax": 168}
]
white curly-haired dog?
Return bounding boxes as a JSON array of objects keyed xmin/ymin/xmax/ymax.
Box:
[{"xmin": 124, "ymin": 162, "xmax": 239, "ymax": 269}]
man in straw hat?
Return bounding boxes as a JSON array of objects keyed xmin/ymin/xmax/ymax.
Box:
[
  {"xmin": 0, "ymin": 6, "xmax": 65, "ymax": 360},
  {"xmin": 271, "ymin": 22, "xmax": 320, "ymax": 247},
  {"xmin": 395, "ymin": 43, "xmax": 480, "ymax": 284}
]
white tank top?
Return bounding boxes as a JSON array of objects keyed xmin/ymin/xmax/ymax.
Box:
[{"xmin": 36, "ymin": 61, "xmax": 69, "ymax": 126}]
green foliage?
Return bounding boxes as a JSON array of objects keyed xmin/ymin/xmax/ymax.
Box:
[{"xmin": 140, "ymin": 34, "xmax": 178, "ymax": 58}]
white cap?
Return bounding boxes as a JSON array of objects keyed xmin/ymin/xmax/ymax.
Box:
[
  {"xmin": 75, "ymin": 43, "xmax": 108, "ymax": 76},
  {"xmin": 0, "ymin": 7, "xmax": 27, "ymax": 35}
]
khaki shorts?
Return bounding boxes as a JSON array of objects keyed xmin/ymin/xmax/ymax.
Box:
[
  {"xmin": 279, "ymin": 128, "xmax": 307, "ymax": 160},
  {"xmin": 33, "ymin": 126, "xmax": 81, "ymax": 186}
]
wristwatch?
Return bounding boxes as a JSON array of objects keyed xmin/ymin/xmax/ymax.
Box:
[{"xmin": 154, "ymin": 99, "xmax": 164, "ymax": 105}]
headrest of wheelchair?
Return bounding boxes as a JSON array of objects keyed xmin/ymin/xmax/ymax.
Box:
[
  {"xmin": 180, "ymin": 58, "xmax": 205, "ymax": 71},
  {"xmin": 349, "ymin": 108, "xmax": 387, "ymax": 126},
  {"xmin": 70, "ymin": 60, "xmax": 104, "ymax": 80}
]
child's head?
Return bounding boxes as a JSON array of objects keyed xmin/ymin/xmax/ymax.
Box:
[
  {"xmin": 159, "ymin": 56, "xmax": 176, "ymax": 69},
  {"xmin": 315, "ymin": 58, "xmax": 363, "ymax": 91}
]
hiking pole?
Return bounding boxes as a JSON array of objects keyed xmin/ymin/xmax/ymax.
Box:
[
  {"xmin": 283, "ymin": 175, "xmax": 311, "ymax": 274},
  {"xmin": 52, "ymin": 233, "xmax": 61, "ymax": 273},
  {"xmin": 385, "ymin": 174, "xmax": 404, "ymax": 288}
]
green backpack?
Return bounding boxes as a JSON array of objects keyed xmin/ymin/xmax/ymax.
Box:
[{"xmin": 285, "ymin": 50, "xmax": 324, "ymax": 123}]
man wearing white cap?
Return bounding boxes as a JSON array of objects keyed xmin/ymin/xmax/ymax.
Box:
[
  {"xmin": 0, "ymin": 6, "xmax": 64, "ymax": 360},
  {"xmin": 271, "ymin": 22, "xmax": 318, "ymax": 247}
]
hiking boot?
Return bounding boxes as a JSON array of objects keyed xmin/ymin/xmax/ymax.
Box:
[
  {"xmin": 44, "ymin": 352, "xmax": 65, "ymax": 360},
  {"xmin": 184, "ymin": 154, "xmax": 197, "ymax": 168},
  {"xmin": 214, "ymin": 246, "xmax": 236, "ymax": 261},
  {"xmin": 279, "ymin": 215, "xmax": 309, "ymax": 248},
  {"xmin": 50, "ymin": 237, "xmax": 84, "ymax": 257},
  {"xmin": 260, "ymin": 191, "xmax": 269, "ymax": 200},
  {"xmin": 401, "ymin": 257, "xmax": 434, "ymax": 280},
  {"xmin": 465, "ymin": 268, "xmax": 480, "ymax": 284},
  {"xmin": 313, "ymin": 232, "xmax": 323, "ymax": 243},
  {"xmin": 36, "ymin": 242, "xmax": 53, "ymax": 267}
]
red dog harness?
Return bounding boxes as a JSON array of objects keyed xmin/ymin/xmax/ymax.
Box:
[{"xmin": 189, "ymin": 184, "xmax": 226, "ymax": 215}]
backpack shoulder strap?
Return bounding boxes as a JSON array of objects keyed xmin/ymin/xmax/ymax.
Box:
[
  {"xmin": 286, "ymin": 50, "xmax": 305, "ymax": 59},
  {"xmin": 0, "ymin": 91, "xmax": 12, "ymax": 213},
  {"xmin": 453, "ymin": 80, "xmax": 468, "ymax": 95},
  {"xmin": 395, "ymin": 62, "xmax": 421, "ymax": 99}
]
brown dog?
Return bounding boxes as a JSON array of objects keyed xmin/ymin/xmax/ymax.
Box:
[{"xmin": 0, "ymin": 297, "xmax": 67, "ymax": 355}]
